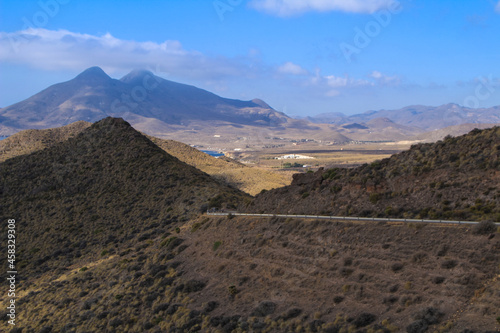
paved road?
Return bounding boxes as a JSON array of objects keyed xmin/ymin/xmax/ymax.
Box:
[{"xmin": 206, "ymin": 212, "xmax": 500, "ymax": 226}]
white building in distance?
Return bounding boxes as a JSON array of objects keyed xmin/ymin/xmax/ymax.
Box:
[{"xmin": 276, "ymin": 154, "xmax": 315, "ymax": 160}]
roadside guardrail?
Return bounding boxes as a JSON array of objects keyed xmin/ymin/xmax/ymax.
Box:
[{"xmin": 206, "ymin": 212, "xmax": 500, "ymax": 226}]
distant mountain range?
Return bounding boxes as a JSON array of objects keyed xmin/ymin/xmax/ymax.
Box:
[
  {"xmin": 306, "ymin": 103, "xmax": 500, "ymax": 132},
  {"xmin": 1, "ymin": 67, "xmax": 499, "ymax": 143}
]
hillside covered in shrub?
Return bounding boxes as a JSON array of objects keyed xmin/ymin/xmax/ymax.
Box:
[
  {"xmin": 0, "ymin": 120, "xmax": 498, "ymax": 332},
  {"xmin": 0, "ymin": 120, "xmax": 289, "ymax": 195},
  {"xmin": 0, "ymin": 117, "xmax": 248, "ymax": 280},
  {"xmin": 249, "ymin": 127, "xmax": 500, "ymax": 221}
]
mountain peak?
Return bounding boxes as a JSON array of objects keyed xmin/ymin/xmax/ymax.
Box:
[
  {"xmin": 74, "ymin": 66, "xmax": 111, "ymax": 82},
  {"xmin": 251, "ymin": 98, "xmax": 271, "ymax": 109},
  {"xmin": 80, "ymin": 117, "xmax": 143, "ymax": 143},
  {"xmin": 94, "ymin": 116, "xmax": 132, "ymax": 128},
  {"xmin": 120, "ymin": 69, "xmax": 157, "ymax": 84}
]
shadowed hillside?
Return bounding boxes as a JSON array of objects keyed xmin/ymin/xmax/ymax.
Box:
[
  {"xmin": 0, "ymin": 117, "xmax": 248, "ymax": 279},
  {"xmin": 0, "ymin": 121, "xmax": 290, "ymax": 195},
  {"xmin": 249, "ymin": 127, "xmax": 500, "ymax": 222}
]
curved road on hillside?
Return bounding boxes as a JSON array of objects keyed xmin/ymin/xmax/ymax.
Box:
[{"xmin": 206, "ymin": 212, "xmax": 500, "ymax": 226}]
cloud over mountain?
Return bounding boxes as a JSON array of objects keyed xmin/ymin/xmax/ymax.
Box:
[{"xmin": 0, "ymin": 28, "xmax": 250, "ymax": 81}]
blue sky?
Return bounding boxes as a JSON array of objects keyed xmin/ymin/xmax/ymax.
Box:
[{"xmin": 0, "ymin": 0, "xmax": 499, "ymax": 116}]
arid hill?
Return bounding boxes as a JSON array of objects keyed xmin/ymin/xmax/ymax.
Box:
[
  {"xmin": 0, "ymin": 121, "xmax": 289, "ymax": 195},
  {"xmin": 0, "ymin": 117, "xmax": 248, "ymax": 279},
  {"xmin": 0, "ymin": 119, "xmax": 498, "ymax": 332},
  {"xmin": 0, "ymin": 121, "xmax": 92, "ymax": 162},
  {"xmin": 149, "ymin": 138, "xmax": 290, "ymax": 195},
  {"xmin": 249, "ymin": 127, "xmax": 500, "ymax": 222}
]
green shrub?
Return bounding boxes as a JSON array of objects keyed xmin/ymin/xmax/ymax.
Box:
[
  {"xmin": 191, "ymin": 222, "xmax": 202, "ymax": 233},
  {"xmin": 161, "ymin": 236, "xmax": 177, "ymax": 247},
  {"xmin": 369, "ymin": 193, "xmax": 381, "ymax": 204},
  {"xmin": 228, "ymin": 285, "xmax": 237, "ymax": 296},
  {"xmin": 213, "ymin": 241, "xmax": 222, "ymax": 251}
]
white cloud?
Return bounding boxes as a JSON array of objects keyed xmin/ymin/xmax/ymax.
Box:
[
  {"xmin": 369, "ymin": 70, "xmax": 400, "ymax": 85},
  {"xmin": 370, "ymin": 70, "xmax": 383, "ymax": 79},
  {"xmin": 277, "ymin": 61, "xmax": 308, "ymax": 75},
  {"xmin": 248, "ymin": 0, "xmax": 394, "ymax": 16},
  {"xmin": 304, "ymin": 70, "xmax": 373, "ymax": 97},
  {"xmin": 0, "ymin": 28, "xmax": 253, "ymax": 81},
  {"xmin": 325, "ymin": 74, "xmax": 372, "ymax": 88},
  {"xmin": 496, "ymin": 1, "xmax": 500, "ymax": 13}
]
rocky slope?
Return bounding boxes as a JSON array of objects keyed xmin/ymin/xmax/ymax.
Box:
[
  {"xmin": 249, "ymin": 127, "xmax": 500, "ymax": 222},
  {"xmin": 0, "ymin": 119, "xmax": 498, "ymax": 332}
]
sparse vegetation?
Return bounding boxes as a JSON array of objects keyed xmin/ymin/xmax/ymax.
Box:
[
  {"xmin": 250, "ymin": 127, "xmax": 500, "ymax": 222},
  {"xmin": 1, "ymin": 120, "xmax": 498, "ymax": 332}
]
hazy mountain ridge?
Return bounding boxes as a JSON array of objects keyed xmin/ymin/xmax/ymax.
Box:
[
  {"xmin": 307, "ymin": 104, "xmax": 500, "ymax": 132},
  {"xmin": 3, "ymin": 67, "xmax": 498, "ymax": 144}
]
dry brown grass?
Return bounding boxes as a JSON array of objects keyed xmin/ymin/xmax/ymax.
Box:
[
  {"xmin": 173, "ymin": 215, "xmax": 500, "ymax": 332},
  {"xmin": 151, "ymin": 137, "xmax": 290, "ymax": 195},
  {"xmin": 0, "ymin": 121, "xmax": 91, "ymax": 162}
]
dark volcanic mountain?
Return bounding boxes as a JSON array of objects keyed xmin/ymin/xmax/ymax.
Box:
[
  {"xmin": 250, "ymin": 126, "xmax": 500, "ymax": 221},
  {"xmin": 0, "ymin": 67, "xmax": 289, "ymax": 135}
]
